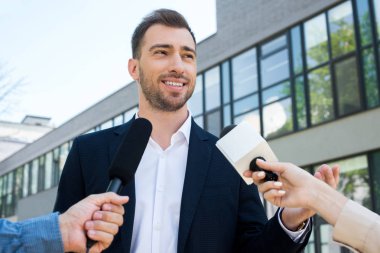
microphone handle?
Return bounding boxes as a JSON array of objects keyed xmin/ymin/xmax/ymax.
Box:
[{"xmin": 86, "ymin": 178, "xmax": 123, "ymax": 250}]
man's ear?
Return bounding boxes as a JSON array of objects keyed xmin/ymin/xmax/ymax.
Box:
[{"xmin": 128, "ymin": 58, "xmax": 139, "ymax": 81}]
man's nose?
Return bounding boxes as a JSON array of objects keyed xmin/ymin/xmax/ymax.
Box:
[{"xmin": 169, "ymin": 54, "xmax": 185, "ymax": 73}]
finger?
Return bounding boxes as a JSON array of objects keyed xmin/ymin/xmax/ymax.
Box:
[
  {"xmin": 92, "ymin": 210, "xmax": 124, "ymax": 226},
  {"xmin": 332, "ymin": 164, "xmax": 340, "ymax": 184},
  {"xmin": 322, "ymin": 165, "xmax": 336, "ymax": 188},
  {"xmin": 251, "ymin": 171, "xmax": 266, "ymax": 186},
  {"xmin": 88, "ymin": 192, "xmax": 129, "ymax": 207},
  {"xmin": 85, "ymin": 219, "xmax": 119, "ymax": 235},
  {"xmin": 262, "ymin": 189, "xmax": 286, "ymax": 206},
  {"xmin": 255, "ymin": 159, "xmax": 291, "ymax": 174},
  {"xmin": 314, "ymin": 171, "xmax": 322, "ymax": 180},
  {"xmin": 243, "ymin": 170, "xmax": 253, "ymax": 178},
  {"xmin": 101, "ymin": 203, "xmax": 125, "ymax": 215},
  {"xmin": 257, "ymin": 180, "xmax": 283, "ymax": 194},
  {"xmin": 87, "ymin": 230, "xmax": 114, "ymax": 251}
]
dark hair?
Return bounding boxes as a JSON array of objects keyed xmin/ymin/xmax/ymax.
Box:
[{"xmin": 131, "ymin": 9, "xmax": 196, "ymax": 59}]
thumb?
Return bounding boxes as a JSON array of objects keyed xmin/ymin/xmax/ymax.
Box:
[
  {"xmin": 256, "ymin": 159, "xmax": 286, "ymax": 174},
  {"xmin": 87, "ymin": 192, "xmax": 129, "ymax": 207}
]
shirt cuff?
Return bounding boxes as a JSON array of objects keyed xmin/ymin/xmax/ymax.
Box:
[
  {"xmin": 277, "ymin": 208, "xmax": 311, "ymax": 243},
  {"xmin": 20, "ymin": 212, "xmax": 64, "ymax": 253}
]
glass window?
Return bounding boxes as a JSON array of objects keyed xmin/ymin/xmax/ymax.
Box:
[
  {"xmin": 308, "ymin": 66, "xmax": 334, "ymax": 125},
  {"xmin": 328, "ymin": 155, "xmax": 371, "ymax": 208},
  {"xmin": 234, "ymin": 94, "xmax": 259, "ymax": 116},
  {"xmin": 328, "ymin": 1, "xmax": 356, "ymax": 58},
  {"xmin": 15, "ymin": 167, "xmax": 23, "ymax": 200},
  {"xmin": 334, "ymin": 57, "xmax": 361, "ymax": 116},
  {"xmin": 363, "ymin": 48, "xmax": 380, "ymax": 108},
  {"xmin": 261, "ymin": 49, "xmax": 290, "ymax": 88},
  {"xmin": 205, "ymin": 109, "xmax": 221, "ymax": 137},
  {"xmin": 355, "ymin": 0, "xmax": 373, "ymax": 46},
  {"xmin": 100, "ymin": 120, "xmax": 113, "ymax": 130},
  {"xmin": 291, "ymin": 26, "xmax": 303, "ymax": 75},
  {"xmin": 232, "ymin": 48, "xmax": 258, "ymax": 99},
  {"xmin": 123, "ymin": 106, "xmax": 138, "ymax": 122},
  {"xmin": 261, "ymin": 35, "xmax": 287, "ymax": 56},
  {"xmin": 188, "ymin": 75, "xmax": 204, "ymax": 115},
  {"xmin": 373, "ymin": 0, "xmax": 380, "ymax": 40},
  {"xmin": 305, "ymin": 14, "xmax": 329, "ymax": 69},
  {"xmin": 22, "ymin": 164, "xmax": 29, "ymax": 197},
  {"xmin": 193, "ymin": 115, "xmax": 204, "ymax": 128},
  {"xmin": 30, "ymin": 159, "xmax": 39, "ymax": 195},
  {"xmin": 45, "ymin": 151, "xmax": 53, "ymax": 190},
  {"xmin": 205, "ymin": 66, "xmax": 221, "ymax": 111},
  {"xmin": 59, "ymin": 143, "xmax": 70, "ymax": 173},
  {"xmin": 113, "ymin": 114, "xmax": 123, "ymax": 127},
  {"xmin": 52, "ymin": 147, "xmax": 60, "ymax": 186},
  {"xmin": 370, "ymin": 150, "xmax": 380, "ymax": 213},
  {"xmin": 234, "ymin": 110, "xmax": 261, "ymax": 134},
  {"xmin": 223, "ymin": 104, "xmax": 232, "ymax": 127},
  {"xmin": 263, "ymin": 98, "xmax": 293, "ymax": 138},
  {"xmin": 295, "ymin": 76, "xmax": 307, "ymax": 129},
  {"xmin": 222, "ymin": 61, "xmax": 231, "ymax": 104},
  {"xmin": 262, "ymin": 81, "xmax": 290, "ymax": 104},
  {"xmin": 38, "ymin": 156, "xmax": 45, "ymax": 192}
]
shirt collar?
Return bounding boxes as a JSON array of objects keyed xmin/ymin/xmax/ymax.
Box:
[{"xmin": 135, "ymin": 111, "xmax": 192, "ymax": 145}]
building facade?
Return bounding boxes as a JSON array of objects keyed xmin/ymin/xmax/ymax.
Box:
[{"xmin": 1, "ymin": 0, "xmax": 380, "ymax": 252}]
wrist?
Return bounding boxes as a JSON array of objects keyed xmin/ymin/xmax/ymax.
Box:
[{"xmin": 58, "ymin": 214, "xmax": 71, "ymax": 252}]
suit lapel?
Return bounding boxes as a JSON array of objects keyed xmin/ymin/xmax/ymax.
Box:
[
  {"xmin": 109, "ymin": 119, "xmax": 136, "ymax": 253},
  {"xmin": 177, "ymin": 120, "xmax": 213, "ymax": 253}
]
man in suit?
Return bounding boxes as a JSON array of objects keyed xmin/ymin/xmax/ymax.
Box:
[{"xmin": 54, "ymin": 9, "xmax": 336, "ymax": 253}]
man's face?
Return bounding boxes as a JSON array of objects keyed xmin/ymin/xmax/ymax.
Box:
[{"xmin": 129, "ymin": 24, "xmax": 197, "ymax": 112}]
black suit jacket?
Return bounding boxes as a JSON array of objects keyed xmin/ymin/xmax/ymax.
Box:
[{"xmin": 54, "ymin": 118, "xmax": 310, "ymax": 253}]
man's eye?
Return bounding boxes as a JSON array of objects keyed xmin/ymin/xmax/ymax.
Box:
[
  {"xmin": 184, "ymin": 54, "xmax": 194, "ymax": 59},
  {"xmin": 155, "ymin": 50, "xmax": 167, "ymax": 55}
]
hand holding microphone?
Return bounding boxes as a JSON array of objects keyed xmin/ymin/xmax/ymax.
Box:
[{"xmin": 86, "ymin": 118, "xmax": 152, "ymax": 252}]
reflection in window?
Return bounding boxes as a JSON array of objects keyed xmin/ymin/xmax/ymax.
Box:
[
  {"xmin": 194, "ymin": 115, "xmax": 204, "ymax": 128},
  {"xmin": 261, "ymin": 49, "xmax": 289, "ymax": 88},
  {"xmin": 30, "ymin": 159, "xmax": 39, "ymax": 195},
  {"xmin": 234, "ymin": 94, "xmax": 259, "ymax": 116},
  {"xmin": 261, "ymin": 35, "xmax": 287, "ymax": 56},
  {"xmin": 100, "ymin": 120, "xmax": 113, "ymax": 130},
  {"xmin": 234, "ymin": 110, "xmax": 261, "ymax": 133},
  {"xmin": 223, "ymin": 104, "xmax": 232, "ymax": 127},
  {"xmin": 370, "ymin": 150, "xmax": 380, "ymax": 213},
  {"xmin": 328, "ymin": 1, "xmax": 356, "ymax": 58},
  {"xmin": 308, "ymin": 66, "xmax": 334, "ymax": 125},
  {"xmin": 295, "ymin": 76, "xmax": 307, "ymax": 129},
  {"xmin": 262, "ymin": 81, "xmax": 290, "ymax": 104},
  {"xmin": 263, "ymin": 98, "xmax": 293, "ymax": 138},
  {"xmin": 291, "ymin": 26, "xmax": 303, "ymax": 75},
  {"xmin": 222, "ymin": 61, "xmax": 231, "ymax": 104},
  {"xmin": 123, "ymin": 107, "xmax": 138, "ymax": 122},
  {"xmin": 205, "ymin": 109, "xmax": 221, "ymax": 137},
  {"xmin": 232, "ymin": 48, "xmax": 258, "ymax": 99},
  {"xmin": 373, "ymin": 0, "xmax": 380, "ymax": 40},
  {"xmin": 59, "ymin": 143, "xmax": 70, "ymax": 173},
  {"xmin": 329, "ymin": 155, "xmax": 371, "ymax": 209},
  {"xmin": 188, "ymin": 75, "xmax": 203, "ymax": 115},
  {"xmin": 305, "ymin": 14, "xmax": 329, "ymax": 69},
  {"xmin": 52, "ymin": 147, "xmax": 60, "ymax": 186},
  {"xmin": 22, "ymin": 164, "xmax": 29, "ymax": 197},
  {"xmin": 45, "ymin": 152, "xmax": 53, "ymax": 190},
  {"xmin": 355, "ymin": 0, "xmax": 373, "ymax": 46},
  {"xmin": 334, "ymin": 57, "xmax": 361, "ymax": 116},
  {"xmin": 363, "ymin": 48, "xmax": 380, "ymax": 108},
  {"xmin": 205, "ymin": 67, "xmax": 221, "ymax": 111},
  {"xmin": 113, "ymin": 114, "xmax": 123, "ymax": 127}
]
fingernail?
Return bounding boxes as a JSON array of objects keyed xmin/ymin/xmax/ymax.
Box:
[
  {"xmin": 85, "ymin": 221, "xmax": 94, "ymax": 229},
  {"xmin": 278, "ymin": 190, "xmax": 286, "ymax": 195},
  {"xmin": 274, "ymin": 181, "xmax": 282, "ymax": 187},
  {"xmin": 87, "ymin": 230, "xmax": 95, "ymax": 236},
  {"xmin": 258, "ymin": 172, "xmax": 265, "ymax": 178}
]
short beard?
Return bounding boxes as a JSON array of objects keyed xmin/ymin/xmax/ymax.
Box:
[{"xmin": 139, "ymin": 67, "xmax": 194, "ymax": 112}]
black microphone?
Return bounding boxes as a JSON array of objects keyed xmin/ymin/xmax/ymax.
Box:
[
  {"xmin": 219, "ymin": 124, "xmax": 278, "ymax": 182},
  {"xmin": 86, "ymin": 117, "xmax": 152, "ymax": 251}
]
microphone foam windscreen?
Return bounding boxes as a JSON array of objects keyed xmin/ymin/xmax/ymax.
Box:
[{"xmin": 108, "ymin": 118, "xmax": 152, "ymax": 185}]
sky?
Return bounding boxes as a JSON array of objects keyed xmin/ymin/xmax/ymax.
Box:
[{"xmin": 0, "ymin": 0, "xmax": 216, "ymax": 127}]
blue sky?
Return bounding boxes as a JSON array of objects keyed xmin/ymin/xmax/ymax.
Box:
[{"xmin": 0, "ymin": 0, "xmax": 216, "ymax": 126}]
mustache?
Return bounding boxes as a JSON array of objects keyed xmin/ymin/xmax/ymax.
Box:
[{"xmin": 159, "ymin": 73, "xmax": 190, "ymax": 82}]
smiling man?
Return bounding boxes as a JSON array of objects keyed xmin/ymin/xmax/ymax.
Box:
[{"xmin": 53, "ymin": 9, "xmax": 323, "ymax": 253}]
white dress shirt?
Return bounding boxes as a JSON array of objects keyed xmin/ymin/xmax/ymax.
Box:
[
  {"xmin": 131, "ymin": 113, "xmax": 191, "ymax": 253},
  {"xmin": 130, "ymin": 112, "xmax": 308, "ymax": 253}
]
